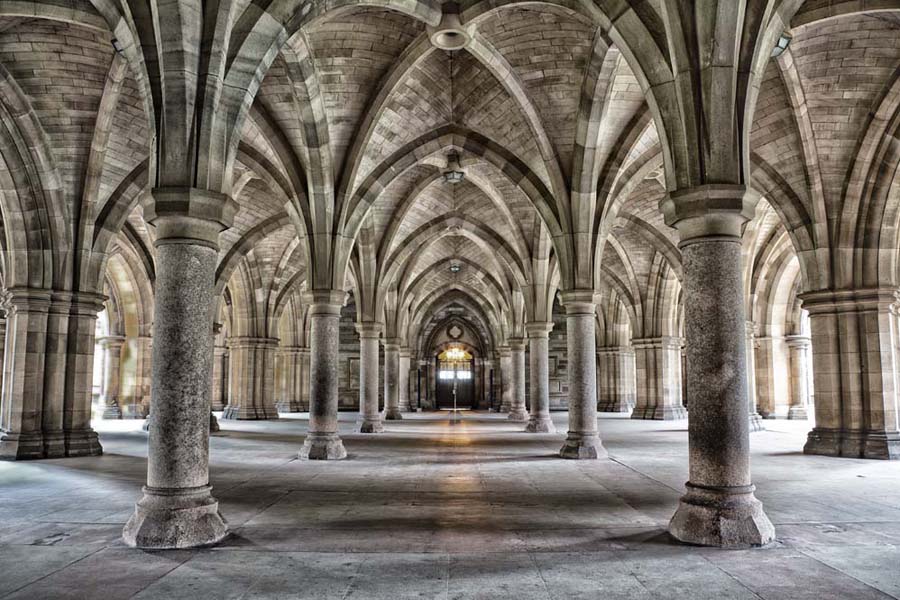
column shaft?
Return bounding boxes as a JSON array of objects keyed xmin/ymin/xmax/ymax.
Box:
[
  {"xmin": 98, "ymin": 336, "xmax": 125, "ymax": 419},
  {"xmin": 507, "ymin": 339, "xmax": 528, "ymax": 422},
  {"xmin": 597, "ymin": 347, "xmax": 636, "ymax": 413},
  {"xmin": 384, "ymin": 340, "xmax": 402, "ymax": 420},
  {"xmin": 786, "ymin": 335, "xmax": 810, "ymax": 420},
  {"xmin": 300, "ymin": 292, "xmax": 347, "ymax": 459},
  {"xmin": 499, "ymin": 347, "xmax": 512, "ymax": 413},
  {"xmin": 525, "ymin": 323, "xmax": 555, "ymax": 433},
  {"xmin": 559, "ymin": 292, "xmax": 606, "ymax": 459},
  {"xmin": 664, "ymin": 186, "xmax": 773, "ymax": 547},
  {"xmin": 123, "ymin": 188, "xmax": 233, "ymax": 548},
  {"xmin": 398, "ymin": 349, "xmax": 411, "ymax": 412},
  {"xmin": 358, "ymin": 323, "xmax": 384, "ymax": 433}
]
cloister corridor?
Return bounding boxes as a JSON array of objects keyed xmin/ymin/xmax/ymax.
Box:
[{"xmin": 2, "ymin": 412, "xmax": 900, "ymax": 599}]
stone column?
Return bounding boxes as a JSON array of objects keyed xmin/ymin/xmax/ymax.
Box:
[
  {"xmin": 498, "ymin": 346, "xmax": 512, "ymax": 413},
  {"xmin": 597, "ymin": 346, "xmax": 636, "ymax": 412},
  {"xmin": 357, "ymin": 322, "xmax": 384, "ymax": 432},
  {"xmin": 384, "ymin": 339, "xmax": 402, "ymax": 420},
  {"xmin": 64, "ymin": 293, "xmax": 106, "ymax": 456},
  {"xmin": 507, "ymin": 338, "xmax": 528, "ymax": 422},
  {"xmin": 223, "ymin": 337, "xmax": 279, "ymax": 420},
  {"xmin": 97, "ymin": 335, "xmax": 126, "ymax": 419},
  {"xmin": 136, "ymin": 335, "xmax": 153, "ymax": 417},
  {"xmin": 0, "ymin": 290, "xmax": 54, "ymax": 459},
  {"xmin": 525, "ymin": 323, "xmax": 555, "ymax": 432},
  {"xmin": 746, "ymin": 322, "xmax": 765, "ymax": 431},
  {"xmin": 210, "ymin": 340, "xmax": 227, "ymax": 411},
  {"xmin": 123, "ymin": 187, "xmax": 232, "ymax": 549},
  {"xmin": 398, "ymin": 348, "xmax": 411, "ymax": 412},
  {"xmin": 559, "ymin": 291, "xmax": 606, "ymax": 459},
  {"xmin": 801, "ymin": 289, "xmax": 900, "ymax": 459},
  {"xmin": 300, "ymin": 291, "xmax": 347, "ymax": 459},
  {"xmin": 276, "ymin": 347, "xmax": 303, "ymax": 413},
  {"xmin": 299, "ymin": 348, "xmax": 310, "ymax": 411},
  {"xmin": 786, "ymin": 335, "xmax": 811, "ymax": 420},
  {"xmin": 663, "ymin": 185, "xmax": 774, "ymax": 547},
  {"xmin": 631, "ymin": 337, "xmax": 686, "ymax": 420}
]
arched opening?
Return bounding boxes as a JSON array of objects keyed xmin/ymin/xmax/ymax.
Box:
[{"xmin": 435, "ymin": 344, "xmax": 475, "ymax": 410}]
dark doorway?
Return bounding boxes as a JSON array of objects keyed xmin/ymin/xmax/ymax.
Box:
[{"xmin": 435, "ymin": 347, "xmax": 475, "ymax": 409}]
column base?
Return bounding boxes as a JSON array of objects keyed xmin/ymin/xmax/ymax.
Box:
[
  {"xmin": 299, "ymin": 432, "xmax": 347, "ymax": 460},
  {"xmin": 358, "ymin": 418, "xmax": 385, "ymax": 433},
  {"xmin": 525, "ymin": 415, "xmax": 556, "ymax": 433},
  {"xmin": 499, "ymin": 402, "xmax": 511, "ymax": 413},
  {"xmin": 398, "ymin": 403, "xmax": 411, "ymax": 413},
  {"xmin": 507, "ymin": 409, "xmax": 528, "ymax": 422},
  {"xmin": 43, "ymin": 431, "xmax": 67, "ymax": 458},
  {"xmin": 384, "ymin": 408, "xmax": 403, "ymax": 420},
  {"xmin": 559, "ymin": 432, "xmax": 607, "ymax": 459},
  {"xmin": 805, "ymin": 427, "xmax": 900, "ymax": 459},
  {"xmin": 786, "ymin": 407, "xmax": 808, "ymax": 420},
  {"xmin": 598, "ymin": 401, "xmax": 632, "ymax": 413},
  {"xmin": 123, "ymin": 485, "xmax": 228, "ymax": 549},
  {"xmin": 101, "ymin": 405, "xmax": 122, "ymax": 419},
  {"xmin": 0, "ymin": 432, "xmax": 45, "ymax": 460},
  {"xmin": 221, "ymin": 405, "xmax": 279, "ymax": 420},
  {"xmin": 121, "ymin": 403, "xmax": 149, "ymax": 419},
  {"xmin": 142, "ymin": 415, "xmax": 152, "ymax": 431},
  {"xmin": 653, "ymin": 405, "xmax": 688, "ymax": 420},
  {"xmin": 668, "ymin": 482, "xmax": 775, "ymax": 548},
  {"xmin": 65, "ymin": 429, "xmax": 103, "ymax": 457},
  {"xmin": 209, "ymin": 413, "xmax": 220, "ymax": 433},
  {"xmin": 630, "ymin": 406, "xmax": 655, "ymax": 420},
  {"xmin": 275, "ymin": 401, "xmax": 303, "ymax": 413},
  {"xmin": 210, "ymin": 403, "xmax": 226, "ymax": 412},
  {"xmin": 749, "ymin": 413, "xmax": 766, "ymax": 432}
]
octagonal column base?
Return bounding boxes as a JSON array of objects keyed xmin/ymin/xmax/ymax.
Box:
[
  {"xmin": 299, "ymin": 432, "xmax": 347, "ymax": 460},
  {"xmin": 123, "ymin": 485, "xmax": 228, "ymax": 549},
  {"xmin": 525, "ymin": 415, "xmax": 556, "ymax": 433},
  {"xmin": 559, "ymin": 432, "xmax": 607, "ymax": 459},
  {"xmin": 668, "ymin": 483, "xmax": 775, "ymax": 548}
]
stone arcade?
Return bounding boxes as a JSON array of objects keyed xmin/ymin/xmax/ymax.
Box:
[{"xmin": 2, "ymin": 0, "xmax": 900, "ymax": 597}]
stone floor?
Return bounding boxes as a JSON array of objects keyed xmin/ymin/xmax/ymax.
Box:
[{"xmin": 2, "ymin": 411, "xmax": 900, "ymax": 599}]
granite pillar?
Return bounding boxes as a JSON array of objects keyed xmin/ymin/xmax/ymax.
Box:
[
  {"xmin": 786, "ymin": 335, "xmax": 811, "ymax": 420},
  {"xmin": 498, "ymin": 346, "xmax": 512, "ymax": 413},
  {"xmin": 97, "ymin": 335, "xmax": 125, "ymax": 419},
  {"xmin": 508, "ymin": 338, "xmax": 528, "ymax": 422},
  {"xmin": 398, "ymin": 348, "xmax": 411, "ymax": 412},
  {"xmin": 123, "ymin": 187, "xmax": 233, "ymax": 549},
  {"xmin": 746, "ymin": 322, "xmax": 765, "ymax": 431},
  {"xmin": 663, "ymin": 185, "xmax": 774, "ymax": 547},
  {"xmin": 300, "ymin": 291, "xmax": 347, "ymax": 459},
  {"xmin": 559, "ymin": 291, "xmax": 606, "ymax": 459},
  {"xmin": 525, "ymin": 323, "xmax": 555, "ymax": 433},
  {"xmin": 384, "ymin": 339, "xmax": 402, "ymax": 420},
  {"xmin": 357, "ymin": 323, "xmax": 384, "ymax": 433}
]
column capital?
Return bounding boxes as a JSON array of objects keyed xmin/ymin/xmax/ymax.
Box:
[
  {"xmin": 559, "ymin": 290, "xmax": 596, "ymax": 315},
  {"xmin": 525, "ymin": 321, "xmax": 553, "ymax": 337},
  {"xmin": 306, "ymin": 290, "xmax": 348, "ymax": 316},
  {"xmin": 98, "ymin": 334, "xmax": 127, "ymax": 349},
  {"xmin": 799, "ymin": 287, "xmax": 900, "ymax": 314},
  {"xmin": 399, "ymin": 347, "xmax": 411, "ymax": 358},
  {"xmin": 382, "ymin": 337, "xmax": 402, "ymax": 350},
  {"xmin": 143, "ymin": 187, "xmax": 237, "ymax": 247},
  {"xmin": 356, "ymin": 321, "xmax": 383, "ymax": 338},
  {"xmin": 508, "ymin": 337, "xmax": 526, "ymax": 352},
  {"xmin": 498, "ymin": 345, "xmax": 512, "ymax": 358},
  {"xmin": 784, "ymin": 334, "xmax": 811, "ymax": 349},
  {"xmin": 660, "ymin": 184, "xmax": 758, "ymax": 243}
]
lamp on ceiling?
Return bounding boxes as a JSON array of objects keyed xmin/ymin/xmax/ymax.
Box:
[
  {"xmin": 442, "ymin": 152, "xmax": 466, "ymax": 185},
  {"xmin": 449, "ymin": 262, "xmax": 461, "ymax": 273}
]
